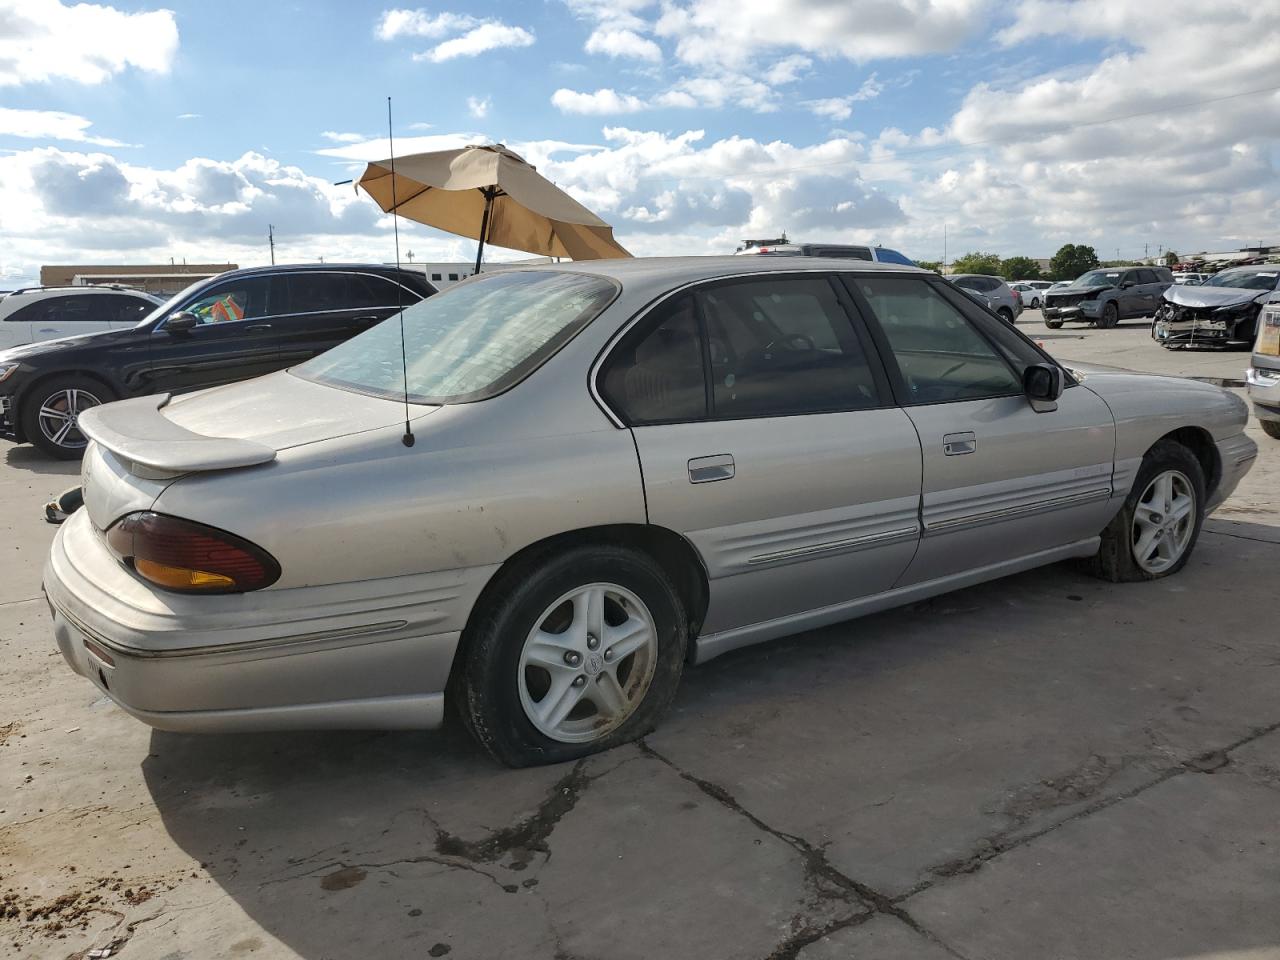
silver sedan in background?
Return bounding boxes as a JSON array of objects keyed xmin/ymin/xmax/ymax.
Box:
[{"xmin": 46, "ymin": 257, "xmax": 1256, "ymax": 765}]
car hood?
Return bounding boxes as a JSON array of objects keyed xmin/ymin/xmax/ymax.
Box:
[
  {"xmin": 1162, "ymin": 285, "xmax": 1268, "ymax": 309},
  {"xmin": 1056, "ymin": 282, "xmax": 1114, "ymax": 294},
  {"xmin": 0, "ymin": 325, "xmax": 138, "ymax": 362},
  {"xmin": 80, "ymin": 371, "xmax": 440, "ymax": 475}
]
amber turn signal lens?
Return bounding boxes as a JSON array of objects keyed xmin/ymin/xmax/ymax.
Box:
[
  {"xmin": 106, "ymin": 512, "xmax": 280, "ymax": 594},
  {"xmin": 133, "ymin": 559, "xmax": 236, "ymax": 591}
]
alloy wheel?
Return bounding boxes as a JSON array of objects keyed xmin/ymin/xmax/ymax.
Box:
[
  {"xmin": 1130, "ymin": 469, "xmax": 1195, "ymax": 574},
  {"xmin": 36, "ymin": 387, "xmax": 101, "ymax": 452},
  {"xmin": 518, "ymin": 582, "xmax": 659, "ymax": 743}
]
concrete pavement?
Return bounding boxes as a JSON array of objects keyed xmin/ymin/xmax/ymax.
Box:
[{"xmin": 2, "ymin": 315, "xmax": 1277, "ymax": 960}]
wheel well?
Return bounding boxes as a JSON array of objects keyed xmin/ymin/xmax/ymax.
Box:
[
  {"xmin": 1157, "ymin": 426, "xmax": 1220, "ymax": 495},
  {"xmin": 451, "ymin": 524, "xmax": 711, "ymax": 681},
  {"xmin": 10, "ymin": 371, "xmax": 115, "ymax": 442}
]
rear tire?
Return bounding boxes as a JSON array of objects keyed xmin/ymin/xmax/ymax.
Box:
[
  {"xmin": 20, "ymin": 376, "xmax": 115, "ymax": 460},
  {"xmin": 1030, "ymin": 297, "xmax": 1041, "ymax": 309},
  {"xmin": 457, "ymin": 544, "xmax": 687, "ymax": 767},
  {"xmin": 1045, "ymin": 319, "xmax": 1064, "ymax": 329},
  {"xmin": 1260, "ymin": 419, "xmax": 1280, "ymax": 440},
  {"xmin": 1089, "ymin": 440, "xmax": 1205, "ymax": 583},
  {"xmin": 998, "ymin": 307, "xmax": 1014, "ymax": 324},
  {"xmin": 1098, "ymin": 302, "xmax": 1120, "ymax": 329}
]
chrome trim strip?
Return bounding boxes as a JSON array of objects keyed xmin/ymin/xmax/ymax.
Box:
[
  {"xmin": 924, "ymin": 486, "xmax": 1111, "ymax": 534},
  {"xmin": 59, "ymin": 604, "xmax": 410, "ymax": 660},
  {"xmin": 747, "ymin": 525, "xmax": 919, "ymax": 565}
]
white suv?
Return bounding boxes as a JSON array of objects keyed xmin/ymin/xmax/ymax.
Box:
[{"xmin": 0, "ymin": 286, "xmax": 161, "ymax": 351}]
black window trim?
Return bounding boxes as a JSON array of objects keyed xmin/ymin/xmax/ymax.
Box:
[{"xmin": 593, "ymin": 270, "xmax": 899, "ymax": 428}]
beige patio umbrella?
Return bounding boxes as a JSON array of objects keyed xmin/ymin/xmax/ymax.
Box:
[{"xmin": 355, "ymin": 143, "xmax": 631, "ymax": 273}]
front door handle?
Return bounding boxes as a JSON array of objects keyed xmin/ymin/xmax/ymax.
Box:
[
  {"xmin": 689, "ymin": 454, "xmax": 735, "ymax": 483},
  {"xmin": 245, "ymin": 323, "xmax": 273, "ymax": 333},
  {"xmin": 353, "ymin": 315, "xmax": 382, "ymax": 325},
  {"xmin": 942, "ymin": 432, "xmax": 977, "ymax": 456}
]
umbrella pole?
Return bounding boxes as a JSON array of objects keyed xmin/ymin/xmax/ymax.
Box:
[{"xmin": 474, "ymin": 188, "xmax": 494, "ymax": 276}]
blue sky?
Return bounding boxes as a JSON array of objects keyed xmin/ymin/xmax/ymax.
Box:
[{"xmin": 2, "ymin": 0, "xmax": 1278, "ymax": 285}]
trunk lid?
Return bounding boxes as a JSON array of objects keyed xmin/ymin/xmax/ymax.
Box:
[{"xmin": 76, "ymin": 371, "xmax": 438, "ymax": 529}]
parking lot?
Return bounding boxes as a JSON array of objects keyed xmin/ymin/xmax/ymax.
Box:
[{"xmin": 2, "ymin": 312, "xmax": 1278, "ymax": 960}]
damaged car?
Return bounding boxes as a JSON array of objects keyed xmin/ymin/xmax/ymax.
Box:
[
  {"xmin": 1042, "ymin": 267, "xmax": 1173, "ymax": 329},
  {"xmin": 1153, "ymin": 265, "xmax": 1280, "ymax": 350}
]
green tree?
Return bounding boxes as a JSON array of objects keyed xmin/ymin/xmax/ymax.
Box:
[
  {"xmin": 1049, "ymin": 244, "xmax": 1100, "ymax": 281},
  {"xmin": 950, "ymin": 251, "xmax": 1002, "ymax": 275},
  {"xmin": 999, "ymin": 256, "xmax": 1042, "ymax": 281},
  {"xmin": 1164, "ymin": 250, "xmax": 1179, "ymax": 267},
  {"xmin": 915, "ymin": 260, "xmax": 943, "ymax": 274}
]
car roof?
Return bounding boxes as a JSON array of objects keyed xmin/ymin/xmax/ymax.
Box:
[
  {"xmin": 500, "ymin": 255, "xmax": 928, "ymax": 288},
  {"xmin": 217, "ymin": 262, "xmax": 411, "ymax": 279},
  {"xmin": 949, "ymin": 273, "xmax": 1002, "ymax": 280}
]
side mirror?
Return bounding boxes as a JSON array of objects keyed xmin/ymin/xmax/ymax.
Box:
[
  {"xmin": 1120, "ymin": 279, "xmax": 1136, "ymax": 289},
  {"xmin": 165, "ymin": 311, "xmax": 198, "ymax": 333},
  {"xmin": 1024, "ymin": 362, "xmax": 1064, "ymax": 413}
]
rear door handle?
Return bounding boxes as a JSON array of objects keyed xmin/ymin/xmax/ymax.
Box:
[
  {"xmin": 689, "ymin": 454, "xmax": 735, "ymax": 483},
  {"xmin": 942, "ymin": 432, "xmax": 977, "ymax": 456}
]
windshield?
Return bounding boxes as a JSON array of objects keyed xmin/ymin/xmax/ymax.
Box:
[
  {"xmin": 1202, "ymin": 270, "xmax": 1279, "ymax": 291},
  {"xmin": 293, "ymin": 270, "xmax": 617, "ymax": 404},
  {"xmin": 1074, "ymin": 270, "xmax": 1122, "ymax": 287}
]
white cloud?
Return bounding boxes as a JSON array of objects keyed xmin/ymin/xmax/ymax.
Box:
[
  {"xmin": 467, "ymin": 95, "xmax": 491, "ymax": 119},
  {"xmin": 585, "ymin": 28, "xmax": 662, "ymax": 61},
  {"xmin": 654, "ymin": 0, "xmax": 990, "ymax": 71},
  {"xmin": 764, "ymin": 55, "xmax": 812, "ymax": 85},
  {"xmin": 320, "ymin": 131, "xmax": 372, "ymax": 144},
  {"xmin": 176, "ymin": 113, "xmax": 201, "ymax": 121},
  {"xmin": 853, "ymin": 73, "xmax": 885, "ymax": 101},
  {"xmin": 803, "ymin": 98, "xmax": 854, "ymax": 122},
  {"xmin": 0, "ymin": 0, "xmax": 179, "ymax": 87},
  {"xmin": 416, "ymin": 22, "xmax": 535, "ymax": 62},
  {"xmin": 552, "ymin": 88, "xmax": 649, "ymax": 115},
  {"xmin": 0, "ymin": 107, "xmax": 127, "ymax": 145},
  {"xmin": 314, "ymin": 132, "xmax": 487, "ymax": 162},
  {"xmin": 374, "ymin": 9, "xmax": 477, "ymax": 40},
  {"xmin": 376, "ymin": 9, "xmax": 535, "ymax": 62}
]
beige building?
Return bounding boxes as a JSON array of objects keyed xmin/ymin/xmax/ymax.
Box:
[{"xmin": 39, "ymin": 263, "xmax": 237, "ymax": 296}]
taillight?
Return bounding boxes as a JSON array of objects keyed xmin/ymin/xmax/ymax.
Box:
[{"xmin": 105, "ymin": 512, "xmax": 280, "ymax": 594}]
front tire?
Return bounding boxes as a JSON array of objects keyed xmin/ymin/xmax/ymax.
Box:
[
  {"xmin": 20, "ymin": 376, "xmax": 114, "ymax": 460},
  {"xmin": 1260, "ymin": 419, "xmax": 1280, "ymax": 440},
  {"xmin": 1098, "ymin": 302, "xmax": 1120, "ymax": 329},
  {"xmin": 1089, "ymin": 440, "xmax": 1206, "ymax": 582},
  {"xmin": 457, "ymin": 545, "xmax": 687, "ymax": 767},
  {"xmin": 1045, "ymin": 318, "xmax": 1064, "ymax": 329}
]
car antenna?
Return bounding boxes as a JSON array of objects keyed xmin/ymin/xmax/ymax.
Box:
[{"xmin": 386, "ymin": 96, "xmax": 415, "ymax": 447}]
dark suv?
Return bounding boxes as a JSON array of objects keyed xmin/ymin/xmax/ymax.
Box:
[
  {"xmin": 1041, "ymin": 266, "xmax": 1173, "ymax": 329},
  {"xmin": 0, "ymin": 264, "xmax": 435, "ymax": 458}
]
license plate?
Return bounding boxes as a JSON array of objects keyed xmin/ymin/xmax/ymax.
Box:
[{"xmin": 1259, "ymin": 311, "xmax": 1280, "ymax": 356}]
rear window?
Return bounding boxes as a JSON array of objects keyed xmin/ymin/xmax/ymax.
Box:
[{"xmin": 293, "ymin": 271, "xmax": 616, "ymax": 404}]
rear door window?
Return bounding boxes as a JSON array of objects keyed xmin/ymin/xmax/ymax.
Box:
[
  {"xmin": 697, "ymin": 276, "xmax": 882, "ymax": 417},
  {"xmin": 599, "ymin": 296, "xmax": 707, "ymax": 425},
  {"xmin": 285, "ymin": 273, "xmax": 354, "ymax": 314}
]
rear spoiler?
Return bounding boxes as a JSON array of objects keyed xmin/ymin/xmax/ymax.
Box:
[{"xmin": 77, "ymin": 394, "xmax": 277, "ymax": 475}]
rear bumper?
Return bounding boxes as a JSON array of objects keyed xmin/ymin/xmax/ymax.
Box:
[{"xmin": 43, "ymin": 510, "xmax": 494, "ymax": 732}]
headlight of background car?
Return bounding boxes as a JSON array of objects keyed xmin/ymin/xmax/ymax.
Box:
[{"xmin": 0, "ymin": 363, "xmax": 18, "ymax": 384}]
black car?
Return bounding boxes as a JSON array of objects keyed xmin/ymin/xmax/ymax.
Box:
[{"xmin": 0, "ymin": 264, "xmax": 435, "ymax": 458}]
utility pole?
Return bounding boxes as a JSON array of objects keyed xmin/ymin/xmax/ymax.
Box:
[
  {"xmin": 1144, "ymin": 242, "xmax": 1149, "ymax": 261},
  {"xmin": 943, "ymin": 223, "xmax": 948, "ymax": 274},
  {"xmin": 406, "ymin": 249, "xmax": 415, "ymax": 263},
  {"xmin": 268, "ymin": 225, "xmax": 276, "ymax": 265}
]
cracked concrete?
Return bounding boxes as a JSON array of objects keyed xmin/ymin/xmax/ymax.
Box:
[{"xmin": 3, "ymin": 316, "xmax": 1280, "ymax": 959}]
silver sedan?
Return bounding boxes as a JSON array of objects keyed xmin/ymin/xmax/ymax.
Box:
[{"xmin": 45, "ymin": 257, "xmax": 1257, "ymax": 765}]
